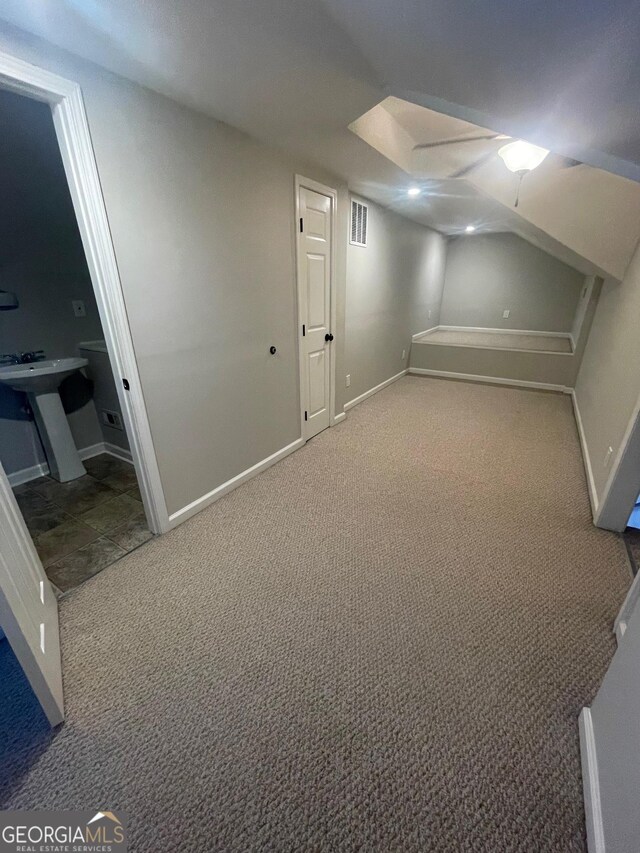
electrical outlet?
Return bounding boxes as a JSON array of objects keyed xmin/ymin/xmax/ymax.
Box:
[
  {"xmin": 345, "ymin": 374, "xmax": 351, "ymax": 388},
  {"xmin": 502, "ymin": 309, "xmax": 510, "ymax": 319},
  {"xmin": 604, "ymin": 446, "xmax": 614, "ymax": 467},
  {"xmin": 101, "ymin": 409, "xmax": 124, "ymax": 431},
  {"xmin": 72, "ymin": 299, "xmax": 86, "ymax": 317},
  {"xmin": 402, "ymin": 349, "xmax": 406, "ymax": 361},
  {"xmin": 428, "ymin": 309, "xmax": 432, "ymax": 319}
]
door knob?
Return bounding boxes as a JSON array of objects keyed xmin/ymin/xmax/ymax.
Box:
[{"xmin": 325, "ymin": 333, "xmax": 334, "ymax": 342}]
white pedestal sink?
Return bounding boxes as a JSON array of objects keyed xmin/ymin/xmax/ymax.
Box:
[{"xmin": 0, "ymin": 358, "xmax": 89, "ymax": 482}]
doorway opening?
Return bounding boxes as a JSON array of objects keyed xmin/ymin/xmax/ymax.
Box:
[
  {"xmin": 0, "ymin": 50, "xmax": 165, "ymax": 726},
  {"xmin": 627, "ymin": 500, "xmax": 640, "ymax": 530},
  {"xmin": 0, "ymin": 88, "xmax": 153, "ymax": 594},
  {"xmin": 622, "ymin": 494, "xmax": 640, "ymax": 577}
]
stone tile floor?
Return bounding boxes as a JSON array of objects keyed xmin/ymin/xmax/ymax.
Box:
[{"xmin": 13, "ymin": 454, "xmax": 152, "ymax": 595}]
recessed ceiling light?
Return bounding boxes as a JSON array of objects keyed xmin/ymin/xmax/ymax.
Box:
[
  {"xmin": 407, "ymin": 187, "xmax": 421, "ymax": 197},
  {"xmin": 465, "ymin": 225, "xmax": 476, "ymax": 233}
]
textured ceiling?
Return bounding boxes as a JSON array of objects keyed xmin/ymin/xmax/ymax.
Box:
[
  {"xmin": 1, "ymin": 0, "xmax": 639, "ymax": 176},
  {"xmin": 322, "ymin": 0, "xmax": 640, "ymax": 180},
  {"xmin": 0, "ymin": 0, "xmax": 638, "ymax": 274}
]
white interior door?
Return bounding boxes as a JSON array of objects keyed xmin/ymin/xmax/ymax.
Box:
[
  {"xmin": 297, "ymin": 183, "xmax": 334, "ymax": 440},
  {"xmin": 0, "ymin": 463, "xmax": 64, "ymax": 726}
]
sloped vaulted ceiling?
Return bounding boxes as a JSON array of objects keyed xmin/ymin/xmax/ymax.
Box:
[
  {"xmin": 0, "ymin": 0, "xmax": 639, "ymax": 276},
  {"xmin": 321, "ymin": 0, "xmax": 640, "ymax": 181},
  {"xmin": 350, "ymin": 97, "xmax": 640, "ymax": 280}
]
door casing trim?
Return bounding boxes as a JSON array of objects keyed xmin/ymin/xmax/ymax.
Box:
[
  {"xmin": 579, "ymin": 707, "xmax": 606, "ymax": 853},
  {"xmin": 0, "ymin": 49, "xmax": 169, "ymax": 534},
  {"xmin": 294, "ymin": 175, "xmax": 339, "ymax": 441}
]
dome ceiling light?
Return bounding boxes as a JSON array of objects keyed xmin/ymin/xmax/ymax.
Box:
[{"xmin": 498, "ymin": 140, "xmax": 549, "ymax": 207}]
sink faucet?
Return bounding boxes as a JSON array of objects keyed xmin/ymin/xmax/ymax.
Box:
[
  {"xmin": 0, "ymin": 351, "xmax": 45, "ymax": 365},
  {"xmin": 20, "ymin": 350, "xmax": 45, "ymax": 364}
]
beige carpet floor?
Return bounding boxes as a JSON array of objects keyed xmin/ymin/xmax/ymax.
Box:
[
  {"xmin": 416, "ymin": 328, "xmax": 573, "ymax": 352},
  {"xmin": 0, "ymin": 377, "xmax": 630, "ymax": 851}
]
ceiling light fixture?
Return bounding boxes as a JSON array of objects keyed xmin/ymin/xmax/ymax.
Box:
[
  {"xmin": 498, "ymin": 140, "xmax": 549, "ymax": 207},
  {"xmin": 465, "ymin": 225, "xmax": 476, "ymax": 233},
  {"xmin": 407, "ymin": 186, "xmax": 421, "ymax": 197}
]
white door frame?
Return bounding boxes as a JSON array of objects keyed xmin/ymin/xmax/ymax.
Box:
[
  {"xmin": 594, "ymin": 394, "xmax": 640, "ymax": 532},
  {"xmin": 294, "ymin": 175, "xmax": 339, "ymax": 439},
  {"xmin": 0, "ymin": 49, "xmax": 169, "ymax": 534}
]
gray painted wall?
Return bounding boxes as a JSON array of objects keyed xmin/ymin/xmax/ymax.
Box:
[
  {"xmin": 574, "ymin": 238, "xmax": 640, "ymax": 508},
  {"xmin": 440, "ymin": 232, "xmax": 584, "ymax": 333},
  {"xmin": 0, "ymin": 89, "xmax": 106, "ymax": 476},
  {"xmin": 410, "ymin": 344, "xmax": 576, "ymax": 388},
  {"xmin": 410, "ymin": 276, "xmax": 601, "ymax": 388},
  {"xmin": 345, "ymin": 197, "xmax": 446, "ymax": 404},
  {"xmin": 0, "ymin": 24, "xmax": 348, "ymax": 515},
  {"xmin": 78, "ymin": 343, "xmax": 130, "ymax": 453}
]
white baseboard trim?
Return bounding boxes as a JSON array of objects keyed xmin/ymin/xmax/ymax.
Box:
[
  {"xmin": 78, "ymin": 442, "xmax": 106, "ymax": 461},
  {"xmin": 412, "ymin": 327, "xmax": 574, "ymax": 356},
  {"xmin": 412, "ymin": 326, "xmax": 439, "ymax": 341},
  {"xmin": 408, "ymin": 367, "xmax": 569, "ymax": 393},
  {"xmin": 168, "ymin": 437, "xmax": 305, "ymax": 527},
  {"xmin": 579, "ymin": 707, "xmax": 606, "ymax": 853},
  {"xmin": 7, "ymin": 440, "xmax": 132, "ymax": 486},
  {"xmin": 430, "ymin": 324, "xmax": 572, "ymax": 339},
  {"xmin": 331, "ymin": 412, "xmax": 346, "ymax": 425},
  {"xmin": 7, "ymin": 461, "xmax": 50, "ymax": 488},
  {"xmin": 570, "ymin": 390, "xmax": 599, "ymax": 518},
  {"xmin": 412, "ymin": 326, "xmax": 574, "ymax": 355},
  {"xmin": 100, "ymin": 441, "xmax": 133, "ymax": 464},
  {"xmin": 344, "ymin": 370, "xmax": 408, "ymax": 412}
]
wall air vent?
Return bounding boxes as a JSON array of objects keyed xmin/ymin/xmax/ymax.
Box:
[{"xmin": 350, "ymin": 199, "xmax": 368, "ymax": 247}]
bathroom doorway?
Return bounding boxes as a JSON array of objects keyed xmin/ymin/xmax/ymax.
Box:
[
  {"xmin": 0, "ymin": 50, "xmax": 168, "ymax": 726},
  {"xmin": 0, "ymin": 86, "xmax": 152, "ymax": 594}
]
